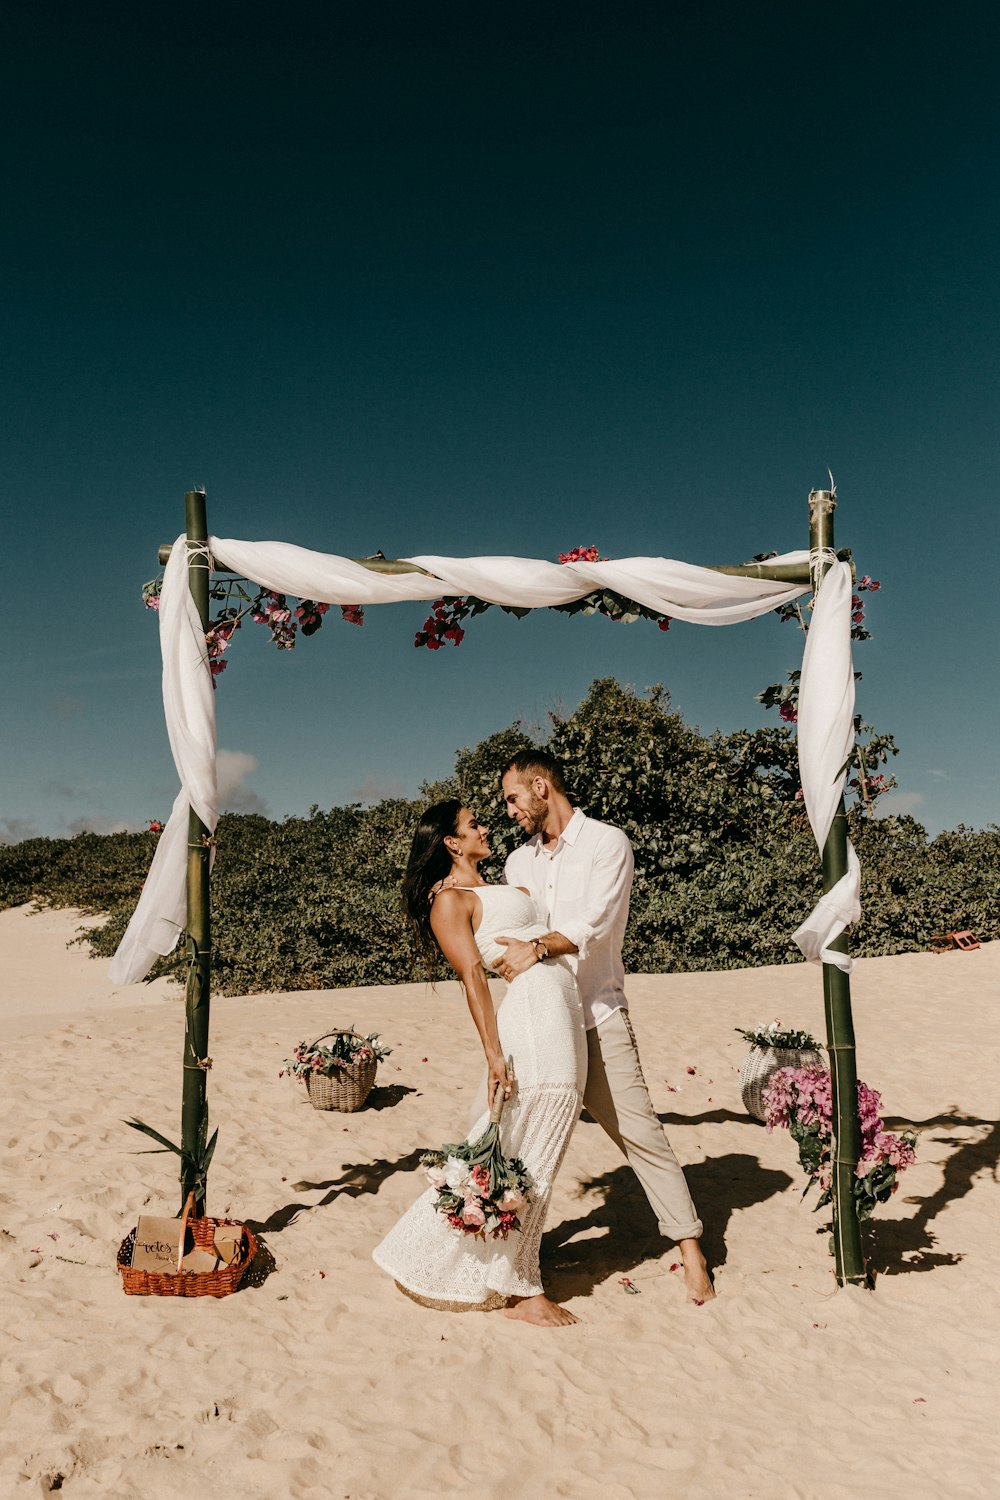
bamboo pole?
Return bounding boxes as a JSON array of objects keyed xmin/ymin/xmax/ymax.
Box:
[
  {"xmin": 181, "ymin": 490, "xmax": 213, "ymax": 1216},
  {"xmin": 808, "ymin": 488, "xmax": 868, "ymax": 1287},
  {"xmin": 157, "ymin": 542, "xmax": 815, "ymax": 585}
]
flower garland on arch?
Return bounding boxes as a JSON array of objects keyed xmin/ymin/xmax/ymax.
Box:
[
  {"xmin": 142, "ymin": 543, "xmax": 674, "ymax": 674},
  {"xmin": 143, "ymin": 575, "xmax": 364, "ymax": 685},
  {"xmin": 412, "ymin": 545, "xmax": 673, "ymax": 650},
  {"xmin": 141, "ymin": 542, "xmax": 891, "ymax": 814}
]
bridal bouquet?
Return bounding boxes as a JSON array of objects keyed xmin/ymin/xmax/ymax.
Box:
[{"xmin": 420, "ymin": 1060, "xmax": 534, "ymax": 1240}]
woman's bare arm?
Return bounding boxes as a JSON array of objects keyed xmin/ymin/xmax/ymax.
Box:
[{"xmin": 430, "ymin": 890, "xmax": 512, "ymax": 1106}]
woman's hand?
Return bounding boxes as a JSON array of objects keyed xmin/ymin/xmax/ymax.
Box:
[
  {"xmin": 487, "ymin": 1053, "xmax": 513, "ymax": 1110},
  {"xmin": 494, "ymin": 935, "xmax": 537, "ymax": 981}
]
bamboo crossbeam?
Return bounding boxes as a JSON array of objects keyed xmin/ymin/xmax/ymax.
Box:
[{"xmin": 156, "ymin": 542, "xmax": 813, "ymax": 586}]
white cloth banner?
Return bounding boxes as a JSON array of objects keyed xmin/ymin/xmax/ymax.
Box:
[
  {"xmin": 109, "ymin": 540, "xmax": 857, "ymax": 985},
  {"xmin": 791, "ymin": 561, "xmax": 861, "ymax": 971}
]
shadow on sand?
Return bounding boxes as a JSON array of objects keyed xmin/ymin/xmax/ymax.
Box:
[
  {"xmin": 870, "ymin": 1109, "xmax": 999, "ymax": 1274},
  {"xmin": 246, "ymin": 1148, "xmax": 425, "ymax": 1236},
  {"xmin": 541, "ymin": 1151, "xmax": 793, "ymax": 1301}
]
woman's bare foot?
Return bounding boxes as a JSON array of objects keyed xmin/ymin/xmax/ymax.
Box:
[
  {"xmin": 503, "ymin": 1294, "xmax": 578, "ymax": 1326},
  {"xmin": 678, "ymin": 1238, "xmax": 716, "ymax": 1304}
]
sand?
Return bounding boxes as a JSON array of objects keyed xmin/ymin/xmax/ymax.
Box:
[{"xmin": 1, "ymin": 902, "xmax": 996, "ymax": 1499}]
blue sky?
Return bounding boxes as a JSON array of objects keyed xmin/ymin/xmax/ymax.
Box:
[{"xmin": 2, "ymin": 3, "xmax": 997, "ymax": 842}]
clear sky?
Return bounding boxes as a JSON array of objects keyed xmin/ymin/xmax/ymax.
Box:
[{"xmin": 2, "ymin": 3, "xmax": 997, "ymax": 842}]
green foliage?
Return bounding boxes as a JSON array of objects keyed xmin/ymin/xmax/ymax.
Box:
[
  {"xmin": 2, "ymin": 679, "xmax": 996, "ymax": 993},
  {"xmin": 124, "ymin": 1117, "xmax": 219, "ymax": 1209}
]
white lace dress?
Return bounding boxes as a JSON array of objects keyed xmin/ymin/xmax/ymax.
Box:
[{"xmin": 372, "ymin": 885, "xmax": 587, "ymax": 1307}]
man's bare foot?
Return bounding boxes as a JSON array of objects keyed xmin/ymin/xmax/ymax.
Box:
[
  {"xmin": 503, "ymin": 1293, "xmax": 578, "ymax": 1326},
  {"xmin": 678, "ymin": 1238, "xmax": 716, "ymax": 1303}
]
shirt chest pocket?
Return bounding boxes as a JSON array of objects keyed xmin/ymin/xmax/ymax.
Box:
[{"xmin": 552, "ymin": 864, "xmax": 587, "ymax": 911}]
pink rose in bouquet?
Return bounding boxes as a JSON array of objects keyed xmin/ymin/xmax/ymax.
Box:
[{"xmin": 420, "ymin": 1063, "xmax": 535, "ymax": 1240}]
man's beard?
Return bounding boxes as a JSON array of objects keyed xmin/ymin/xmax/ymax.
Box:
[{"xmin": 522, "ymin": 792, "xmax": 549, "ymax": 837}]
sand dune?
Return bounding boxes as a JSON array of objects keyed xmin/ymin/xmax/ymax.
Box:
[{"xmin": 1, "ymin": 904, "xmax": 996, "ymax": 1498}]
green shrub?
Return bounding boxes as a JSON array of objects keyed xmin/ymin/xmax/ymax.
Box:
[{"xmin": 2, "ymin": 679, "xmax": 994, "ymax": 992}]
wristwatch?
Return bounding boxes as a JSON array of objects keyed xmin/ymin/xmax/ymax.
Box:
[{"xmin": 531, "ymin": 938, "xmax": 549, "ymax": 962}]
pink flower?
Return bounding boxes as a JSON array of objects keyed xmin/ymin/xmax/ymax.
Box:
[
  {"xmin": 558, "ymin": 545, "xmax": 603, "ymax": 563},
  {"xmin": 497, "ymin": 1187, "xmax": 525, "ymax": 1213},
  {"xmin": 461, "ymin": 1201, "xmax": 486, "ymax": 1230}
]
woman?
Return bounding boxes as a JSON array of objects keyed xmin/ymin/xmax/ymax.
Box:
[{"xmin": 372, "ymin": 801, "xmax": 587, "ymax": 1327}]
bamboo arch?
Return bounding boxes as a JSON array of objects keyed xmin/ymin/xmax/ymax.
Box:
[{"xmin": 121, "ymin": 488, "xmax": 869, "ymax": 1287}]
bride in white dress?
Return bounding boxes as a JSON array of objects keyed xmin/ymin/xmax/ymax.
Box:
[{"xmin": 372, "ymin": 801, "xmax": 587, "ymax": 1327}]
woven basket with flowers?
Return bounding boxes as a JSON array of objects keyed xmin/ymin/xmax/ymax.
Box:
[
  {"xmin": 281, "ymin": 1029, "xmax": 392, "ymax": 1112},
  {"xmin": 736, "ymin": 1021, "xmax": 824, "ymax": 1122}
]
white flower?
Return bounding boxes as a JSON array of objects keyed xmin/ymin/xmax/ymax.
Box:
[
  {"xmin": 443, "ymin": 1156, "xmax": 470, "ymax": 1192},
  {"xmin": 425, "ymin": 1165, "xmax": 446, "ymax": 1190}
]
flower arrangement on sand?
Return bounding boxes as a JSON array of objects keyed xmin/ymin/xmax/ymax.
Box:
[
  {"xmin": 763, "ymin": 1066, "xmax": 917, "ymax": 1225},
  {"xmin": 280, "ymin": 1032, "xmax": 391, "ymax": 1080},
  {"xmin": 736, "ymin": 1020, "xmax": 821, "ymax": 1051}
]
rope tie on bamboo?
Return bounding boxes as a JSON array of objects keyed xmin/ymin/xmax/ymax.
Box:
[
  {"xmin": 184, "ymin": 540, "xmax": 215, "ymax": 570},
  {"xmin": 184, "ymin": 1057, "xmax": 214, "ymax": 1070},
  {"xmin": 808, "ymin": 545, "xmax": 840, "ymax": 595}
]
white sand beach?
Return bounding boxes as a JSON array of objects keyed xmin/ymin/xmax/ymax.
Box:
[{"xmin": 1, "ymin": 903, "xmax": 996, "ymax": 1499}]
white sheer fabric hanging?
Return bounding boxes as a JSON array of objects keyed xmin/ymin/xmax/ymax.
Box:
[
  {"xmin": 109, "ymin": 539, "xmax": 857, "ymax": 986},
  {"xmin": 791, "ymin": 562, "xmax": 861, "ymax": 971}
]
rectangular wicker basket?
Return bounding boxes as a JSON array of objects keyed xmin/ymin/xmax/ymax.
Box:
[{"xmin": 117, "ymin": 1211, "xmax": 256, "ymax": 1298}]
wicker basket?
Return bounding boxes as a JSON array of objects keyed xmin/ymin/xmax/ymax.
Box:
[
  {"xmin": 117, "ymin": 1210, "xmax": 257, "ymax": 1298},
  {"xmin": 740, "ymin": 1045, "xmax": 824, "ymax": 1122},
  {"xmin": 303, "ymin": 1030, "xmax": 378, "ymax": 1112}
]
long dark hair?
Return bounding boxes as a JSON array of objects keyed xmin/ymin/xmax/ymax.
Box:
[{"xmin": 402, "ymin": 799, "xmax": 463, "ymax": 963}]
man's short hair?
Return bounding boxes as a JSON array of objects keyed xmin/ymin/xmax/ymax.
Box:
[{"xmin": 503, "ymin": 750, "xmax": 567, "ymax": 795}]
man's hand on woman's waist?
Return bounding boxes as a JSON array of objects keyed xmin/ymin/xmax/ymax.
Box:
[{"xmin": 494, "ymin": 931, "xmax": 578, "ymax": 982}]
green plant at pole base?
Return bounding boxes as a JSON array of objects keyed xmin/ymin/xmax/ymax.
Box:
[{"xmin": 124, "ymin": 1118, "xmax": 219, "ymax": 1214}]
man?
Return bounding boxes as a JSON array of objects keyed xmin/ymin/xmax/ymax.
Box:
[{"xmin": 496, "ymin": 750, "xmax": 715, "ymax": 1303}]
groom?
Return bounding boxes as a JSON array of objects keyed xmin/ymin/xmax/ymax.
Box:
[{"xmin": 496, "ymin": 750, "xmax": 715, "ymax": 1303}]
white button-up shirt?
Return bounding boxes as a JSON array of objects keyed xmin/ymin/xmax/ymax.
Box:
[{"xmin": 503, "ymin": 808, "xmax": 634, "ymax": 1030}]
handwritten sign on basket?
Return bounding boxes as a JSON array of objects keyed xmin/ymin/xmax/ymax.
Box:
[{"xmin": 130, "ymin": 1215, "xmax": 186, "ymax": 1274}]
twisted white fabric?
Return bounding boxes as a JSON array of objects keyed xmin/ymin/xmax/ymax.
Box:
[{"xmin": 109, "ymin": 538, "xmax": 857, "ymax": 985}]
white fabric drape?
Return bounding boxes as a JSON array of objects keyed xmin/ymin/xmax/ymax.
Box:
[
  {"xmin": 109, "ymin": 539, "xmax": 857, "ymax": 986},
  {"xmin": 791, "ymin": 561, "xmax": 861, "ymax": 971}
]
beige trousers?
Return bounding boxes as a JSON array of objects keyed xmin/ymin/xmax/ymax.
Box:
[{"xmin": 583, "ymin": 1008, "xmax": 703, "ymax": 1243}]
